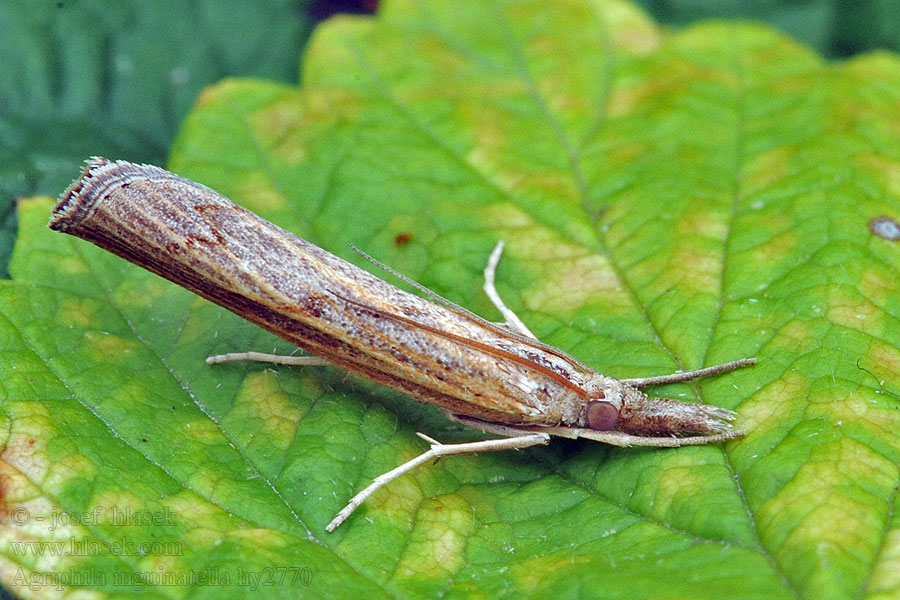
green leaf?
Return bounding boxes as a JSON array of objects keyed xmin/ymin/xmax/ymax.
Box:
[
  {"xmin": 4, "ymin": 0, "xmax": 900, "ymax": 598},
  {"xmin": 0, "ymin": 0, "xmax": 312, "ymax": 277}
]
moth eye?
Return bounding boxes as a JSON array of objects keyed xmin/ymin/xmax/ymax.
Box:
[{"xmin": 586, "ymin": 401, "xmax": 618, "ymax": 431}]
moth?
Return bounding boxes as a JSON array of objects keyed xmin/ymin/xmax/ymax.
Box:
[{"xmin": 50, "ymin": 158, "xmax": 754, "ymax": 531}]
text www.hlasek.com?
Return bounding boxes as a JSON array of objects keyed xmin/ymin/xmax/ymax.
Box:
[{"xmin": 10, "ymin": 537, "xmax": 183, "ymax": 558}]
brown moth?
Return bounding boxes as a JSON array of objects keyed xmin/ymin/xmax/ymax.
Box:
[{"xmin": 50, "ymin": 158, "xmax": 754, "ymax": 530}]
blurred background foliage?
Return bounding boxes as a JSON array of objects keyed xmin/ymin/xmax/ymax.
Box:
[
  {"xmin": 0, "ymin": 0, "xmax": 897, "ymax": 277},
  {"xmin": 640, "ymin": 0, "xmax": 900, "ymax": 56}
]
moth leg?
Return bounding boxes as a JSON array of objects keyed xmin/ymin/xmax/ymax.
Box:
[
  {"xmin": 548, "ymin": 425, "xmax": 745, "ymax": 447},
  {"xmin": 451, "ymin": 415, "xmax": 745, "ymax": 447},
  {"xmin": 446, "ymin": 412, "xmax": 547, "ymax": 438},
  {"xmin": 206, "ymin": 351, "xmax": 331, "ymax": 367},
  {"xmin": 621, "ymin": 358, "xmax": 756, "ymax": 388},
  {"xmin": 326, "ymin": 429, "xmax": 549, "ymax": 531},
  {"xmin": 483, "ymin": 240, "xmax": 537, "ymax": 339}
]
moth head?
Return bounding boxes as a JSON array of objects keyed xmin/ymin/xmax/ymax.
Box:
[{"xmin": 581, "ymin": 375, "xmax": 630, "ymax": 431}]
